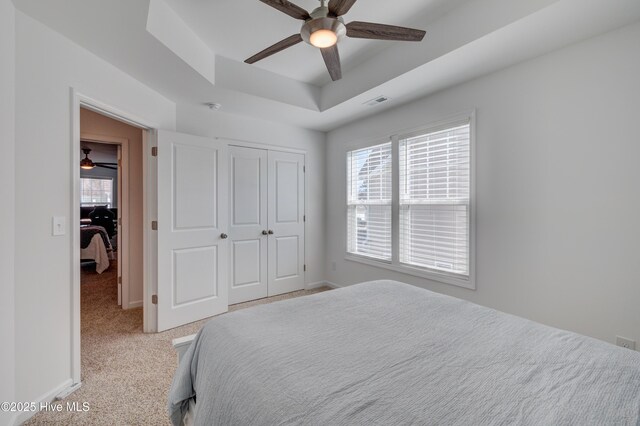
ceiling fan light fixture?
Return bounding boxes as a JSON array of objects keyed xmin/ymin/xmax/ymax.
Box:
[
  {"xmin": 310, "ymin": 29, "xmax": 337, "ymax": 48},
  {"xmin": 81, "ymin": 148, "xmax": 96, "ymax": 170},
  {"xmin": 301, "ymin": 17, "xmax": 346, "ymax": 48},
  {"xmin": 247, "ymin": 0, "xmax": 426, "ymax": 82},
  {"xmin": 80, "ymin": 158, "xmax": 95, "ymax": 170}
]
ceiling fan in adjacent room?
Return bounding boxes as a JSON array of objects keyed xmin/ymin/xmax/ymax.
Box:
[
  {"xmin": 245, "ymin": 0, "xmax": 426, "ymax": 81},
  {"xmin": 80, "ymin": 148, "xmax": 118, "ymax": 171}
]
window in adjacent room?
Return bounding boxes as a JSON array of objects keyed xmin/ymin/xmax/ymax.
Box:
[
  {"xmin": 347, "ymin": 142, "xmax": 393, "ymax": 261},
  {"xmin": 80, "ymin": 177, "xmax": 114, "ymax": 207},
  {"xmin": 345, "ymin": 115, "xmax": 474, "ymax": 288}
]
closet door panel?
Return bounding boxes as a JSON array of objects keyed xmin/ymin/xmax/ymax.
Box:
[
  {"xmin": 268, "ymin": 151, "xmax": 305, "ymax": 296},
  {"xmin": 228, "ymin": 146, "xmax": 268, "ymax": 304}
]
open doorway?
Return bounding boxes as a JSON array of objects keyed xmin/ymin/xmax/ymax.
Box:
[
  {"xmin": 74, "ymin": 107, "xmax": 147, "ymax": 386},
  {"xmin": 80, "ymin": 140, "xmax": 121, "ymax": 306},
  {"xmin": 71, "ymin": 90, "xmax": 157, "ymax": 390},
  {"xmin": 80, "ymin": 107, "xmax": 144, "ymax": 308}
]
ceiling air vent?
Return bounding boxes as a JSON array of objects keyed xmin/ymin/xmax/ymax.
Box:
[{"xmin": 363, "ymin": 96, "xmax": 390, "ymax": 107}]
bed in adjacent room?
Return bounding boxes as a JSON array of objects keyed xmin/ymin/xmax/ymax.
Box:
[
  {"xmin": 80, "ymin": 225, "xmax": 113, "ymax": 273},
  {"xmin": 169, "ymin": 280, "xmax": 640, "ymax": 425}
]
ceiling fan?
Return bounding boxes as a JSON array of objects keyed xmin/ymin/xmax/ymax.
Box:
[
  {"xmin": 80, "ymin": 148, "xmax": 118, "ymax": 171},
  {"xmin": 245, "ymin": 0, "xmax": 426, "ymax": 81}
]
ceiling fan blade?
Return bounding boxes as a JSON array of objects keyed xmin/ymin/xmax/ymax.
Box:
[
  {"xmin": 96, "ymin": 164, "xmax": 118, "ymax": 171},
  {"xmin": 346, "ymin": 21, "xmax": 426, "ymax": 42},
  {"xmin": 245, "ymin": 34, "xmax": 303, "ymax": 64},
  {"xmin": 259, "ymin": 0, "xmax": 310, "ymax": 20},
  {"xmin": 320, "ymin": 45, "xmax": 342, "ymax": 81},
  {"xmin": 327, "ymin": 0, "xmax": 358, "ymax": 16},
  {"xmin": 94, "ymin": 162, "xmax": 117, "ymax": 166}
]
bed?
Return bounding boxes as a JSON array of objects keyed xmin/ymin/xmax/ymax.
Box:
[
  {"xmin": 80, "ymin": 225, "xmax": 113, "ymax": 273},
  {"xmin": 168, "ymin": 280, "xmax": 640, "ymax": 425}
]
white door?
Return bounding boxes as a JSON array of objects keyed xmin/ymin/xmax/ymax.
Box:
[
  {"xmin": 268, "ymin": 151, "xmax": 305, "ymax": 296},
  {"xmin": 156, "ymin": 130, "xmax": 228, "ymax": 331},
  {"xmin": 228, "ymin": 146, "xmax": 268, "ymax": 305}
]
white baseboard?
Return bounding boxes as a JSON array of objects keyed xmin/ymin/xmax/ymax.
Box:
[
  {"xmin": 14, "ymin": 379, "xmax": 73, "ymax": 425},
  {"xmin": 306, "ymin": 281, "xmax": 343, "ymax": 290},
  {"xmin": 126, "ymin": 300, "xmax": 143, "ymax": 309},
  {"xmin": 55, "ymin": 382, "xmax": 82, "ymax": 400},
  {"xmin": 306, "ymin": 281, "xmax": 329, "ymax": 289},
  {"xmin": 4, "ymin": 411, "xmax": 17, "ymax": 426}
]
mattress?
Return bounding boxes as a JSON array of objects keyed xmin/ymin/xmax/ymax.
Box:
[
  {"xmin": 80, "ymin": 233, "xmax": 110, "ymax": 273},
  {"xmin": 168, "ymin": 280, "xmax": 640, "ymax": 425}
]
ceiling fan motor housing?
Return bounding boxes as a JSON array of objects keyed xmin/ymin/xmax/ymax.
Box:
[{"xmin": 301, "ymin": 6, "xmax": 346, "ymax": 46}]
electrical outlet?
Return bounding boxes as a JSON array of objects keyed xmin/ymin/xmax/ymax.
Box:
[{"xmin": 616, "ymin": 336, "xmax": 636, "ymax": 350}]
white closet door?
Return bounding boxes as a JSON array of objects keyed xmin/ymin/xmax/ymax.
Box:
[
  {"xmin": 268, "ymin": 151, "xmax": 305, "ymax": 296},
  {"xmin": 156, "ymin": 130, "xmax": 228, "ymax": 331},
  {"xmin": 228, "ymin": 146, "xmax": 268, "ymax": 304}
]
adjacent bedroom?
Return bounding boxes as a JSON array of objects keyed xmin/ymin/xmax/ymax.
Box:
[{"xmin": 2, "ymin": 0, "xmax": 640, "ymax": 425}]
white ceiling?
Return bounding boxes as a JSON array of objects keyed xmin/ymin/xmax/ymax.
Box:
[
  {"xmin": 162, "ymin": 0, "xmax": 456, "ymax": 86},
  {"xmin": 13, "ymin": 0, "xmax": 640, "ymax": 132}
]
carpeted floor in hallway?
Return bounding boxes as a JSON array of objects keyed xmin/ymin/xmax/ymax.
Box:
[{"xmin": 26, "ymin": 261, "xmax": 330, "ymax": 425}]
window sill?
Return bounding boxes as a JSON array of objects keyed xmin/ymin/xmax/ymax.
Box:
[{"xmin": 344, "ymin": 254, "xmax": 475, "ymax": 290}]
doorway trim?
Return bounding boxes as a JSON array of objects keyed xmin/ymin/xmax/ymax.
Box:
[{"xmin": 70, "ymin": 89, "xmax": 156, "ymax": 386}]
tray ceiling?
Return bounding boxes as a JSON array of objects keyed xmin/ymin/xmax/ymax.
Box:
[{"xmin": 13, "ymin": 0, "xmax": 640, "ymax": 131}]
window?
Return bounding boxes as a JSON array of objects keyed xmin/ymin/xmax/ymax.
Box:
[
  {"xmin": 345, "ymin": 116, "xmax": 474, "ymax": 288},
  {"xmin": 81, "ymin": 177, "xmax": 114, "ymax": 207},
  {"xmin": 399, "ymin": 122, "xmax": 470, "ymax": 278},
  {"xmin": 347, "ymin": 142, "xmax": 392, "ymax": 260}
]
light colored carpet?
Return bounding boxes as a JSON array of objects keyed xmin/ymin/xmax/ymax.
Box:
[{"xmin": 26, "ymin": 261, "xmax": 331, "ymax": 425}]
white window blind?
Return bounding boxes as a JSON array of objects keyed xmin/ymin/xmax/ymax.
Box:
[
  {"xmin": 347, "ymin": 142, "xmax": 392, "ymax": 260},
  {"xmin": 81, "ymin": 177, "xmax": 113, "ymax": 207},
  {"xmin": 399, "ymin": 122, "xmax": 470, "ymax": 277}
]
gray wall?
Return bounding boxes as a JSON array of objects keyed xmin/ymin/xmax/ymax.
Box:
[
  {"xmin": 13, "ymin": 10, "xmax": 176, "ymax": 409},
  {"xmin": 325, "ymin": 21, "xmax": 640, "ymax": 348},
  {"xmin": 0, "ymin": 0, "xmax": 15, "ymax": 424}
]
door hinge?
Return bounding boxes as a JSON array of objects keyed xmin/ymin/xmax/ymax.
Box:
[
  {"xmin": 303, "ymin": 264, "xmax": 307, "ymax": 272},
  {"xmin": 303, "ymin": 215, "xmax": 306, "ymax": 222},
  {"xmin": 118, "ymin": 159, "xmax": 122, "ymax": 167},
  {"xmin": 118, "ymin": 276, "xmax": 122, "ymax": 284},
  {"xmin": 151, "ymin": 146, "xmax": 158, "ymax": 157},
  {"xmin": 152, "ymin": 294, "xmax": 158, "ymax": 305},
  {"xmin": 151, "ymin": 220, "xmax": 158, "ymax": 230},
  {"xmin": 303, "ymin": 165, "xmax": 306, "ymax": 173},
  {"xmin": 118, "ymin": 218, "xmax": 122, "ymax": 226}
]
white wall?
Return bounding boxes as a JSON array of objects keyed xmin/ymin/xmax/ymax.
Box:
[
  {"xmin": 0, "ymin": 0, "xmax": 16, "ymax": 424},
  {"xmin": 13, "ymin": 10, "xmax": 175, "ymax": 409},
  {"xmin": 177, "ymin": 104, "xmax": 327, "ymax": 288},
  {"xmin": 326, "ymin": 21, "xmax": 640, "ymax": 347}
]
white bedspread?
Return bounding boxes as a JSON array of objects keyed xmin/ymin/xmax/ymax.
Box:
[
  {"xmin": 169, "ymin": 280, "xmax": 640, "ymax": 425},
  {"xmin": 80, "ymin": 234, "xmax": 110, "ymax": 273}
]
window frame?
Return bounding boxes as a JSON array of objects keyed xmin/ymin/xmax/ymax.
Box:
[
  {"xmin": 346, "ymin": 141, "xmax": 393, "ymax": 262},
  {"xmin": 344, "ymin": 111, "xmax": 476, "ymax": 290},
  {"xmin": 80, "ymin": 176, "xmax": 115, "ymax": 208}
]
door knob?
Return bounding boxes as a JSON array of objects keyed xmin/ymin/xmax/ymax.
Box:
[
  {"xmin": 268, "ymin": 230, "xmax": 274, "ymax": 235},
  {"xmin": 262, "ymin": 230, "xmax": 268, "ymax": 235},
  {"xmin": 220, "ymin": 233, "xmax": 228, "ymax": 239}
]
